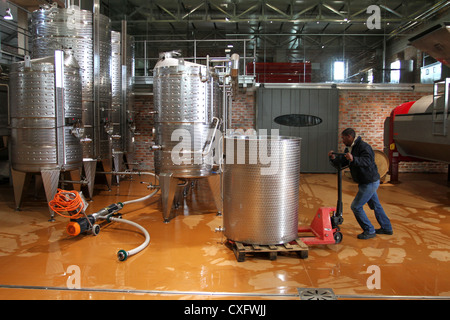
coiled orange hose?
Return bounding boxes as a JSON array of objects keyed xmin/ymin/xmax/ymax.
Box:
[{"xmin": 49, "ymin": 189, "xmax": 85, "ymax": 219}]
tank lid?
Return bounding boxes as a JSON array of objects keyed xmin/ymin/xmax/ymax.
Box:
[{"xmin": 154, "ymin": 50, "xmax": 206, "ymax": 69}]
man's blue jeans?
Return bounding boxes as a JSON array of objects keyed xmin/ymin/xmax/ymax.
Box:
[{"xmin": 350, "ymin": 180, "xmax": 392, "ymax": 234}]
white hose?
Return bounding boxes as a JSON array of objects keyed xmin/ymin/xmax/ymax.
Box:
[
  {"xmin": 122, "ymin": 189, "xmax": 159, "ymax": 206},
  {"xmin": 108, "ymin": 217, "xmax": 150, "ymax": 261}
]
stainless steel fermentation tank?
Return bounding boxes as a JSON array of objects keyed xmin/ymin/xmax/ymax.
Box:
[
  {"xmin": 111, "ymin": 30, "xmax": 136, "ymax": 182},
  {"xmin": 30, "ymin": 4, "xmax": 113, "ymax": 197},
  {"xmin": 152, "ymin": 52, "xmax": 223, "ymax": 222},
  {"xmin": 223, "ymin": 135, "xmax": 301, "ymax": 245},
  {"xmin": 9, "ymin": 51, "xmax": 83, "ymax": 218}
]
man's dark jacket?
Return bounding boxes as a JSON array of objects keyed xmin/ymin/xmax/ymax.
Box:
[{"xmin": 331, "ymin": 136, "xmax": 380, "ymax": 185}]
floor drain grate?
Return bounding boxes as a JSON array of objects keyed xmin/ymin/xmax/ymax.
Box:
[{"xmin": 297, "ymin": 288, "xmax": 337, "ymax": 300}]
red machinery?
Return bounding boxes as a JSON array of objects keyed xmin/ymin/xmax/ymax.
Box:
[
  {"xmin": 246, "ymin": 62, "xmax": 312, "ymax": 83},
  {"xmin": 387, "ymin": 101, "xmax": 426, "ymax": 183}
]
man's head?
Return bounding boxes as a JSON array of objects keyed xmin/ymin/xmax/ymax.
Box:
[{"xmin": 341, "ymin": 128, "xmax": 356, "ymax": 147}]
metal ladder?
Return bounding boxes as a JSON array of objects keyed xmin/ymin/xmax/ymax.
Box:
[{"xmin": 432, "ymin": 78, "xmax": 449, "ymax": 136}]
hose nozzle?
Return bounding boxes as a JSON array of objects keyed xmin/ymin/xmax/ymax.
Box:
[{"xmin": 117, "ymin": 249, "xmax": 128, "ymax": 261}]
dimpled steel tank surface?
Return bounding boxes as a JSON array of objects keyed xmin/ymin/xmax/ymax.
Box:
[
  {"xmin": 9, "ymin": 55, "xmax": 83, "ymax": 172},
  {"xmin": 152, "ymin": 52, "xmax": 223, "ymax": 222},
  {"xmin": 30, "ymin": 4, "xmax": 112, "ymax": 161},
  {"xmin": 223, "ymin": 136, "xmax": 301, "ymax": 245},
  {"xmin": 153, "ymin": 52, "xmax": 221, "ymax": 178}
]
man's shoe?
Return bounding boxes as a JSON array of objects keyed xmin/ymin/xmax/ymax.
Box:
[
  {"xmin": 357, "ymin": 231, "xmax": 376, "ymax": 240},
  {"xmin": 375, "ymin": 228, "xmax": 393, "ymax": 235}
]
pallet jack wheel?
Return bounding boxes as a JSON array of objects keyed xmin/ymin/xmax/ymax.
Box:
[{"xmin": 333, "ymin": 231, "xmax": 343, "ymax": 244}]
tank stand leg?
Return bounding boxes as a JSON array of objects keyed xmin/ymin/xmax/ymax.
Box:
[
  {"xmin": 112, "ymin": 152, "xmax": 123, "ymax": 185},
  {"xmin": 160, "ymin": 173, "xmax": 178, "ymax": 223},
  {"xmin": 101, "ymin": 158, "xmax": 113, "ymax": 191},
  {"xmin": 69, "ymin": 168, "xmax": 82, "ymax": 192},
  {"xmin": 41, "ymin": 169, "xmax": 61, "ymax": 222},
  {"xmin": 83, "ymin": 159, "xmax": 97, "ymax": 200},
  {"xmin": 11, "ymin": 169, "xmax": 30, "ymax": 212},
  {"xmin": 124, "ymin": 152, "xmax": 135, "ymax": 172},
  {"xmin": 207, "ymin": 173, "xmax": 223, "ymax": 216}
]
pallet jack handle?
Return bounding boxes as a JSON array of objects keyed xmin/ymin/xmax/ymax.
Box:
[{"xmin": 330, "ymin": 152, "xmax": 349, "ymax": 225}]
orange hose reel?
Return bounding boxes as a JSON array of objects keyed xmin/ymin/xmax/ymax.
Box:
[{"xmin": 49, "ymin": 189, "xmax": 85, "ymax": 219}]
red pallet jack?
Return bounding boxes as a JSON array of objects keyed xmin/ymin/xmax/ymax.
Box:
[{"xmin": 298, "ymin": 152, "xmax": 346, "ymax": 245}]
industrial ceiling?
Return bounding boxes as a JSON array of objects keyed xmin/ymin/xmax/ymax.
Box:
[{"xmin": 1, "ymin": 0, "xmax": 449, "ymax": 81}]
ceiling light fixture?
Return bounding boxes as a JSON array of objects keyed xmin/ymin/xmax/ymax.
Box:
[{"xmin": 4, "ymin": 8, "xmax": 13, "ymax": 20}]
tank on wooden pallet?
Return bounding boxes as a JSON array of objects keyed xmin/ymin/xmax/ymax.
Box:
[{"xmin": 223, "ymin": 134, "xmax": 302, "ymax": 245}]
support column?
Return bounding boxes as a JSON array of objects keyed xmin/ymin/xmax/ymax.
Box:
[
  {"xmin": 101, "ymin": 158, "xmax": 112, "ymax": 191},
  {"xmin": 83, "ymin": 159, "xmax": 97, "ymax": 200},
  {"xmin": 159, "ymin": 172, "xmax": 178, "ymax": 223},
  {"xmin": 11, "ymin": 169, "xmax": 30, "ymax": 211},
  {"xmin": 41, "ymin": 169, "xmax": 61, "ymax": 221},
  {"xmin": 69, "ymin": 168, "xmax": 82, "ymax": 192},
  {"xmin": 207, "ymin": 173, "xmax": 223, "ymax": 216}
]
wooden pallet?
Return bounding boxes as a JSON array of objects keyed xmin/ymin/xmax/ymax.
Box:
[{"xmin": 227, "ymin": 238, "xmax": 309, "ymax": 262}]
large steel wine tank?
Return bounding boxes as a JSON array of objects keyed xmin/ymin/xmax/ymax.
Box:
[
  {"xmin": 153, "ymin": 51, "xmax": 222, "ymax": 222},
  {"xmin": 153, "ymin": 52, "xmax": 221, "ymax": 178},
  {"xmin": 9, "ymin": 51, "xmax": 83, "ymax": 215},
  {"xmin": 30, "ymin": 4, "xmax": 112, "ymax": 161},
  {"xmin": 223, "ymin": 135, "xmax": 301, "ymax": 245},
  {"xmin": 111, "ymin": 31, "xmax": 136, "ymax": 172},
  {"xmin": 9, "ymin": 53, "xmax": 83, "ymax": 172}
]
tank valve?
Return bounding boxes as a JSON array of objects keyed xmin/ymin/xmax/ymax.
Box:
[
  {"xmin": 215, "ymin": 226, "xmax": 225, "ymax": 233},
  {"xmin": 140, "ymin": 181, "xmax": 159, "ymax": 190}
]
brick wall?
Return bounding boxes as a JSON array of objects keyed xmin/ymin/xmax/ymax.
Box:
[
  {"xmin": 338, "ymin": 90, "xmax": 447, "ymax": 173},
  {"xmin": 132, "ymin": 88, "xmax": 447, "ymax": 173},
  {"xmin": 230, "ymin": 89, "xmax": 256, "ymax": 130},
  {"xmin": 338, "ymin": 90, "xmax": 427, "ymax": 150},
  {"xmin": 133, "ymin": 95, "xmax": 155, "ymax": 171}
]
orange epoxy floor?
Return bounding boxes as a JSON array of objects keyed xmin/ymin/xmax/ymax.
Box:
[{"xmin": 0, "ymin": 172, "xmax": 449, "ymax": 300}]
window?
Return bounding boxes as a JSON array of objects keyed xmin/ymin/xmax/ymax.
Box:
[
  {"xmin": 333, "ymin": 61, "xmax": 345, "ymax": 81},
  {"xmin": 367, "ymin": 69, "xmax": 374, "ymax": 83},
  {"xmin": 390, "ymin": 60, "xmax": 401, "ymax": 83}
]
